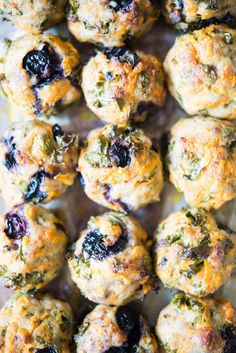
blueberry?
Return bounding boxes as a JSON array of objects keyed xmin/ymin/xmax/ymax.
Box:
[
  {"xmin": 104, "ymin": 47, "xmax": 139, "ymax": 68},
  {"xmin": 2, "ymin": 138, "xmax": 17, "ymax": 170},
  {"xmin": 4, "ymin": 150, "xmax": 17, "ymax": 170},
  {"xmin": 23, "ymin": 43, "xmax": 62, "ymax": 86},
  {"xmin": 221, "ymin": 326, "xmax": 236, "ymax": 353},
  {"xmin": 25, "ymin": 170, "xmax": 50, "ymax": 203},
  {"xmin": 109, "ymin": 141, "xmax": 131, "ymax": 168},
  {"xmin": 35, "ymin": 346, "xmax": 58, "ymax": 353},
  {"xmin": 78, "ymin": 172, "xmax": 86, "ymax": 190},
  {"xmin": 108, "ymin": 0, "xmax": 133, "ymax": 12},
  {"xmin": 5, "ymin": 213, "xmax": 27, "ymax": 240},
  {"xmin": 52, "ymin": 124, "xmax": 63, "ymax": 140},
  {"xmin": 82, "ymin": 228, "xmax": 128, "ymax": 261},
  {"xmin": 116, "ymin": 307, "xmax": 138, "ymax": 335}
]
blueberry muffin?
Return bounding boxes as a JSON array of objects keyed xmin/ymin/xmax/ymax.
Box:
[
  {"xmin": 75, "ymin": 305, "xmax": 158, "ymax": 353},
  {"xmin": 67, "ymin": 0, "xmax": 158, "ymax": 47},
  {"xmin": 82, "ymin": 48, "xmax": 166, "ymax": 124},
  {"xmin": 78, "ymin": 124, "xmax": 163, "ymax": 211},
  {"xmin": 0, "ymin": 292, "xmax": 74, "ymax": 353},
  {"xmin": 67, "ymin": 212, "xmax": 152, "ymax": 305},
  {"xmin": 167, "ymin": 116, "xmax": 236, "ymax": 209},
  {"xmin": 0, "ymin": 204, "xmax": 67, "ymax": 291},
  {"xmin": 156, "ymin": 293, "xmax": 236, "ymax": 353},
  {"xmin": 163, "ymin": 0, "xmax": 236, "ymax": 32},
  {"xmin": 164, "ymin": 24, "xmax": 236, "ymax": 119},
  {"xmin": 0, "ymin": 120, "xmax": 79, "ymax": 206},
  {"xmin": 0, "ymin": 33, "xmax": 81, "ymax": 118},
  {"xmin": 154, "ymin": 207, "xmax": 236, "ymax": 297},
  {"xmin": 0, "ymin": 0, "xmax": 67, "ymax": 33}
]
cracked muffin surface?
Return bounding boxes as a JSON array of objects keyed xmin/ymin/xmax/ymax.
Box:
[
  {"xmin": 154, "ymin": 207, "xmax": 236, "ymax": 297},
  {"xmin": 75, "ymin": 304, "xmax": 158, "ymax": 353},
  {"xmin": 67, "ymin": 0, "xmax": 158, "ymax": 47},
  {"xmin": 67, "ymin": 212, "xmax": 153, "ymax": 305},
  {"xmin": 0, "ymin": 0, "xmax": 67, "ymax": 32},
  {"xmin": 82, "ymin": 48, "xmax": 166, "ymax": 124},
  {"xmin": 0, "ymin": 204, "xmax": 67, "ymax": 291},
  {"xmin": 0, "ymin": 120, "xmax": 79, "ymax": 206},
  {"xmin": 167, "ymin": 116, "xmax": 236, "ymax": 209},
  {"xmin": 0, "ymin": 292, "xmax": 74, "ymax": 353},
  {"xmin": 0, "ymin": 33, "xmax": 81, "ymax": 118},
  {"xmin": 164, "ymin": 24, "xmax": 236, "ymax": 119},
  {"xmin": 78, "ymin": 124, "xmax": 163, "ymax": 211},
  {"xmin": 156, "ymin": 293, "xmax": 236, "ymax": 353}
]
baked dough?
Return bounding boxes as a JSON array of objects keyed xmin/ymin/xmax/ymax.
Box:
[
  {"xmin": 79, "ymin": 124, "xmax": 163, "ymax": 211},
  {"xmin": 68, "ymin": 212, "xmax": 152, "ymax": 305},
  {"xmin": 76, "ymin": 304, "xmax": 158, "ymax": 353},
  {"xmin": 156, "ymin": 294, "xmax": 236, "ymax": 353},
  {"xmin": 0, "ymin": 120, "xmax": 79, "ymax": 206},
  {"xmin": 67, "ymin": 0, "xmax": 158, "ymax": 47},
  {"xmin": 0, "ymin": 204, "xmax": 67, "ymax": 291},
  {"xmin": 0, "ymin": 293, "xmax": 74, "ymax": 353},
  {"xmin": 154, "ymin": 208, "xmax": 236, "ymax": 296},
  {"xmin": 0, "ymin": 33, "xmax": 81, "ymax": 118},
  {"xmin": 167, "ymin": 116, "xmax": 236, "ymax": 209},
  {"xmin": 82, "ymin": 48, "xmax": 166, "ymax": 124},
  {"xmin": 164, "ymin": 25, "xmax": 236, "ymax": 119}
]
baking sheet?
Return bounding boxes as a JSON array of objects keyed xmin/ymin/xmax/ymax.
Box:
[{"xmin": 0, "ymin": 16, "xmax": 235, "ymax": 328}]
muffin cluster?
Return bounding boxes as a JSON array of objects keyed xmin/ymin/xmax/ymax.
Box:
[{"xmin": 0, "ymin": 1, "xmax": 235, "ymax": 353}]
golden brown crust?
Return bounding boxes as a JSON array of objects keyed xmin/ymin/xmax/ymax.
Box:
[
  {"xmin": 68, "ymin": 212, "xmax": 152, "ymax": 305},
  {"xmin": 0, "ymin": 204, "xmax": 67, "ymax": 291},
  {"xmin": 0, "ymin": 293, "xmax": 74, "ymax": 353},
  {"xmin": 154, "ymin": 208, "xmax": 236, "ymax": 296},
  {"xmin": 82, "ymin": 50, "xmax": 166, "ymax": 124},
  {"xmin": 78, "ymin": 124, "xmax": 163, "ymax": 211},
  {"xmin": 67, "ymin": 0, "xmax": 158, "ymax": 47},
  {"xmin": 164, "ymin": 25, "xmax": 236, "ymax": 119},
  {"xmin": 0, "ymin": 120, "xmax": 80, "ymax": 206},
  {"xmin": 156, "ymin": 294, "xmax": 236, "ymax": 353},
  {"xmin": 0, "ymin": 0, "xmax": 67, "ymax": 32},
  {"xmin": 0, "ymin": 34, "xmax": 81, "ymax": 118},
  {"xmin": 167, "ymin": 116, "xmax": 236, "ymax": 209},
  {"xmin": 76, "ymin": 305, "xmax": 158, "ymax": 353}
]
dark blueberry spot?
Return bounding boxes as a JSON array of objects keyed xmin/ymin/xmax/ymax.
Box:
[
  {"xmin": 78, "ymin": 172, "xmax": 85, "ymax": 190},
  {"xmin": 5, "ymin": 213, "xmax": 27, "ymax": 240},
  {"xmin": 104, "ymin": 47, "xmax": 139, "ymax": 68},
  {"xmin": 35, "ymin": 346, "xmax": 58, "ymax": 353},
  {"xmin": 4, "ymin": 150, "xmax": 17, "ymax": 170},
  {"xmin": 185, "ymin": 13, "xmax": 234, "ymax": 32},
  {"xmin": 32, "ymin": 87, "xmax": 43, "ymax": 116},
  {"xmin": 52, "ymin": 124, "xmax": 64, "ymax": 140},
  {"xmin": 82, "ymin": 228, "xmax": 128, "ymax": 261},
  {"xmin": 108, "ymin": 0, "xmax": 133, "ymax": 12},
  {"xmin": 137, "ymin": 101, "xmax": 155, "ymax": 116},
  {"xmin": 3, "ymin": 138, "xmax": 18, "ymax": 171},
  {"xmin": 105, "ymin": 71, "xmax": 113, "ymax": 80},
  {"xmin": 22, "ymin": 43, "xmax": 62, "ymax": 87},
  {"xmin": 221, "ymin": 326, "xmax": 236, "ymax": 353},
  {"xmin": 105, "ymin": 307, "xmax": 141, "ymax": 353},
  {"xmin": 25, "ymin": 170, "xmax": 50, "ymax": 203},
  {"xmin": 217, "ymin": 222, "xmax": 235, "ymax": 234},
  {"xmin": 54, "ymin": 223, "xmax": 65, "ymax": 232},
  {"xmin": 161, "ymin": 257, "xmax": 168, "ymax": 267},
  {"xmin": 109, "ymin": 141, "xmax": 131, "ymax": 168}
]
